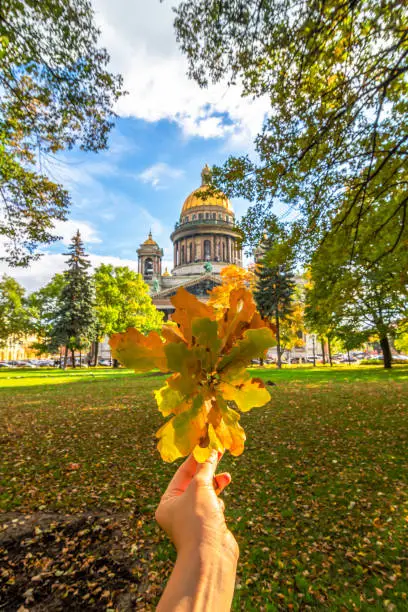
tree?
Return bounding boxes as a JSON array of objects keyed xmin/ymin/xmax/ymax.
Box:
[
  {"xmin": 306, "ymin": 224, "xmax": 408, "ymax": 369},
  {"xmin": 27, "ymin": 273, "xmax": 66, "ymax": 354},
  {"xmin": 207, "ymin": 264, "xmax": 254, "ymax": 314},
  {"xmin": 279, "ymin": 301, "xmax": 305, "ymax": 362},
  {"xmin": 93, "ymin": 264, "xmax": 163, "ymax": 365},
  {"xmin": 0, "ymin": 0, "xmax": 124, "ymax": 266},
  {"xmin": 254, "ymin": 227, "xmax": 295, "ymax": 368},
  {"xmin": 335, "ymin": 324, "xmax": 370, "ymax": 365},
  {"xmin": 173, "ymin": 1, "xmax": 408, "ymax": 263},
  {"xmin": 0, "ymin": 274, "xmax": 29, "ymax": 347},
  {"xmin": 51, "ymin": 231, "xmax": 95, "ymax": 367}
]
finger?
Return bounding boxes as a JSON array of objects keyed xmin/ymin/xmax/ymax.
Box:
[
  {"xmin": 165, "ymin": 454, "xmax": 198, "ymax": 495},
  {"xmin": 195, "ymin": 449, "xmax": 220, "ymax": 483},
  {"xmin": 213, "ymin": 472, "xmax": 231, "ymax": 496}
]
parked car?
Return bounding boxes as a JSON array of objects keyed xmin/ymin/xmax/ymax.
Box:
[
  {"xmin": 7, "ymin": 360, "xmax": 36, "ymax": 368},
  {"xmin": 0, "ymin": 361, "xmax": 12, "ymax": 368},
  {"xmin": 98, "ymin": 358, "xmax": 112, "ymax": 367}
]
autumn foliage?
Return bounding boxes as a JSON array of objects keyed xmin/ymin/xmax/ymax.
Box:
[{"xmin": 109, "ymin": 286, "xmax": 275, "ymax": 462}]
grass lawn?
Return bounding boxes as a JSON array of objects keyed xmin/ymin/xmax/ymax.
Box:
[{"xmin": 0, "ymin": 366, "xmax": 407, "ymax": 610}]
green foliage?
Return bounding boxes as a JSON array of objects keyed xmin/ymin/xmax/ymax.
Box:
[
  {"xmin": 27, "ymin": 273, "xmax": 66, "ymax": 354},
  {"xmin": 0, "ymin": 273, "xmax": 29, "ymax": 345},
  {"xmin": 51, "ymin": 231, "xmax": 95, "ymax": 357},
  {"xmin": 0, "ymin": 0, "xmax": 124, "ymax": 265},
  {"xmin": 174, "ymin": 1, "xmax": 408, "ymax": 263},
  {"xmin": 305, "ymin": 205, "xmax": 408, "ymax": 368},
  {"xmin": 254, "ymin": 221, "xmax": 295, "ymax": 367},
  {"xmin": 93, "ymin": 264, "xmax": 163, "ymax": 336}
]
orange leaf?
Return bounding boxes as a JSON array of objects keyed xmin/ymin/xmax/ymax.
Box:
[{"xmin": 170, "ymin": 287, "xmax": 214, "ymax": 344}]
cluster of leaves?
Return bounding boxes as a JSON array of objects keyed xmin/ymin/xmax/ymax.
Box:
[
  {"xmin": 0, "ymin": 274, "xmax": 29, "ymax": 346},
  {"xmin": 0, "ymin": 0, "xmax": 124, "ymax": 265},
  {"xmin": 207, "ymin": 264, "xmax": 254, "ymax": 313},
  {"xmin": 110, "ymin": 287, "xmax": 275, "ymax": 462}
]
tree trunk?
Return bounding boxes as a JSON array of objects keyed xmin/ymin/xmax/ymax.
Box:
[
  {"xmin": 259, "ymin": 357, "xmax": 264, "ymax": 367},
  {"xmin": 380, "ymin": 335, "xmax": 392, "ymax": 369},
  {"xmin": 275, "ymin": 310, "xmax": 281, "ymax": 369},
  {"xmin": 112, "ymin": 358, "xmax": 119, "ymax": 369},
  {"xmin": 93, "ymin": 340, "xmax": 99, "ymax": 367},
  {"xmin": 327, "ymin": 336, "xmax": 333, "ymax": 367},
  {"xmin": 347, "ymin": 349, "xmax": 351, "ymax": 365},
  {"xmin": 321, "ymin": 338, "xmax": 326, "ymax": 364},
  {"xmin": 63, "ymin": 346, "xmax": 68, "ymax": 369},
  {"xmin": 71, "ymin": 349, "xmax": 76, "ymax": 369},
  {"xmin": 79, "ymin": 350, "xmax": 82, "ymax": 368}
]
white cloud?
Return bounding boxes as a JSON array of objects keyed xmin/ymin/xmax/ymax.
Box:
[
  {"xmin": 92, "ymin": 0, "xmax": 269, "ymax": 148},
  {"xmin": 52, "ymin": 219, "xmax": 102, "ymax": 245},
  {"xmin": 137, "ymin": 162, "xmax": 184, "ymax": 189}
]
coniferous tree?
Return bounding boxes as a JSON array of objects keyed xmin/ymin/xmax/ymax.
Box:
[
  {"xmin": 51, "ymin": 231, "xmax": 95, "ymax": 367},
  {"xmin": 254, "ymin": 230, "xmax": 295, "ymax": 368}
]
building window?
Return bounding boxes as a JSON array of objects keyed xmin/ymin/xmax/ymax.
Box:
[
  {"xmin": 212, "ymin": 212, "xmax": 216, "ymax": 219},
  {"xmin": 204, "ymin": 240, "xmax": 211, "ymax": 260},
  {"xmin": 189, "ymin": 243, "xmax": 193, "ymax": 262},
  {"xmin": 144, "ymin": 258, "xmax": 153, "ymax": 278},
  {"xmin": 181, "ymin": 245, "xmax": 185, "ymax": 264},
  {"xmin": 199, "ymin": 213, "xmax": 203, "ymax": 220},
  {"xmin": 185, "ymin": 216, "xmax": 189, "ymax": 222},
  {"xmin": 219, "ymin": 213, "xmax": 223, "ymax": 220},
  {"xmin": 222, "ymin": 243, "xmax": 226, "ymax": 261},
  {"xmin": 206, "ymin": 212, "xmax": 210, "ymax": 219},
  {"xmin": 192, "ymin": 214, "xmax": 196, "ymax": 220}
]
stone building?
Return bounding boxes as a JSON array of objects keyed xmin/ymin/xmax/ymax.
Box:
[{"xmin": 137, "ymin": 165, "xmax": 243, "ymax": 319}]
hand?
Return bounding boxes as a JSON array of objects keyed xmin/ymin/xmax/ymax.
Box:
[{"xmin": 155, "ymin": 451, "xmax": 239, "ymax": 563}]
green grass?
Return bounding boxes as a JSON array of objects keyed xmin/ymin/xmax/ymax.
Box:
[{"xmin": 1, "ymin": 366, "xmax": 407, "ymax": 610}]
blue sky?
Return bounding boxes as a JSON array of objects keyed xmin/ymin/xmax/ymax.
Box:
[{"xmin": 1, "ymin": 0, "xmax": 273, "ymax": 292}]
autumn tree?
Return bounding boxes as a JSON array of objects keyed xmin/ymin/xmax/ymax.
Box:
[
  {"xmin": 279, "ymin": 301, "xmax": 305, "ymax": 362},
  {"xmin": 0, "ymin": 274, "xmax": 29, "ymax": 347},
  {"xmin": 51, "ymin": 231, "xmax": 95, "ymax": 367},
  {"xmin": 173, "ymin": 1, "xmax": 408, "ymax": 262},
  {"xmin": 93, "ymin": 264, "xmax": 163, "ymax": 365},
  {"xmin": 207, "ymin": 264, "xmax": 254, "ymax": 314},
  {"xmin": 0, "ymin": 0, "xmax": 124, "ymax": 266}
]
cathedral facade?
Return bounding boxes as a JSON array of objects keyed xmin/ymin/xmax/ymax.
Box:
[{"xmin": 137, "ymin": 165, "xmax": 243, "ymax": 318}]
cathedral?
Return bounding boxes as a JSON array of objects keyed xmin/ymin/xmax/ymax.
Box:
[{"xmin": 136, "ymin": 164, "xmax": 243, "ymax": 319}]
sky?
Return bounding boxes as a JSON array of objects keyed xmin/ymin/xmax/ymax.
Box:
[{"xmin": 0, "ymin": 0, "xmax": 272, "ymax": 293}]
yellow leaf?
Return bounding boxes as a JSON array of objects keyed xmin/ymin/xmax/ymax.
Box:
[
  {"xmin": 220, "ymin": 375, "xmax": 270, "ymax": 412},
  {"xmin": 109, "ymin": 328, "xmax": 167, "ymax": 372}
]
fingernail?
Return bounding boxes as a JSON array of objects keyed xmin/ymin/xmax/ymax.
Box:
[{"xmin": 217, "ymin": 451, "xmax": 223, "ymax": 461}]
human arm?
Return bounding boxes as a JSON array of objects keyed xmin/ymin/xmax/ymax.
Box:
[{"xmin": 155, "ymin": 451, "xmax": 239, "ymax": 611}]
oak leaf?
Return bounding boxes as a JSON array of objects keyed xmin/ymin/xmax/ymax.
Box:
[{"xmin": 109, "ymin": 287, "xmax": 275, "ymax": 462}]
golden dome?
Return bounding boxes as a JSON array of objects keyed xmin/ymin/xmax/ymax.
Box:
[
  {"xmin": 181, "ymin": 165, "xmax": 234, "ymax": 216},
  {"xmin": 163, "ymin": 267, "xmax": 171, "ymax": 277},
  {"xmin": 142, "ymin": 231, "xmax": 158, "ymax": 246}
]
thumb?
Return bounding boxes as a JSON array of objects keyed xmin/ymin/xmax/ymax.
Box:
[{"xmin": 195, "ymin": 449, "xmax": 219, "ymax": 483}]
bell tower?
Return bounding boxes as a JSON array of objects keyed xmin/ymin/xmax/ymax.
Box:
[{"xmin": 137, "ymin": 231, "xmax": 163, "ymax": 281}]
